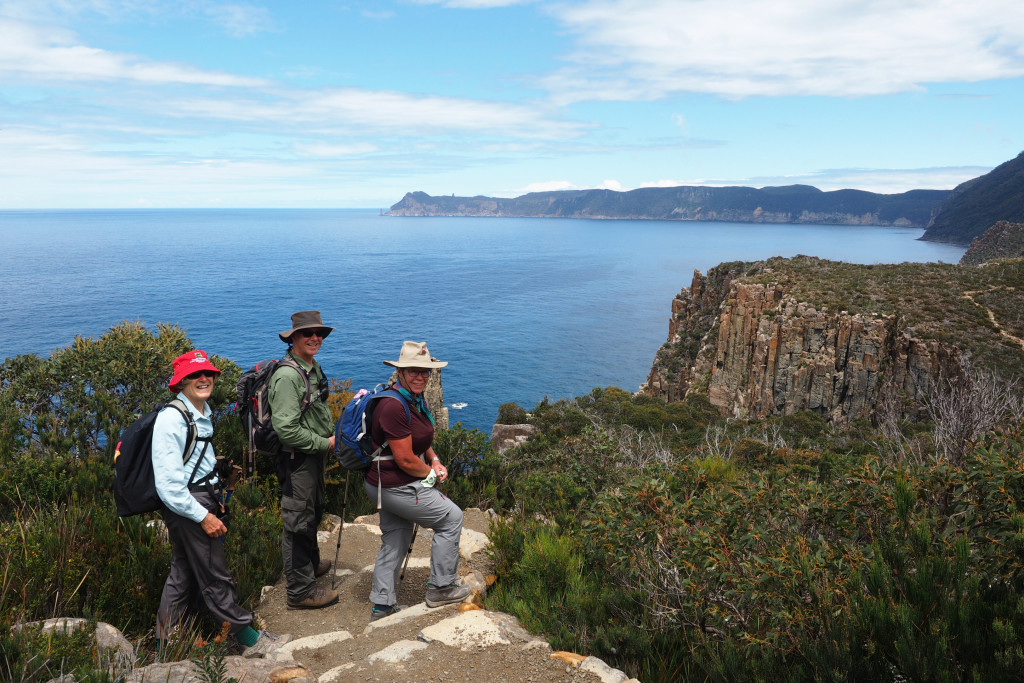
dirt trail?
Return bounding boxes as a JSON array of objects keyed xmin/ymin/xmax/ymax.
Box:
[{"xmin": 247, "ymin": 508, "xmax": 636, "ymax": 683}]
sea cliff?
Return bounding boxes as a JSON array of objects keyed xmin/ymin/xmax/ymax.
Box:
[{"xmin": 642, "ymin": 256, "xmax": 1024, "ymax": 424}]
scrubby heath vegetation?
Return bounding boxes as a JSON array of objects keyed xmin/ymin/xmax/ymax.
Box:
[
  {"xmin": 483, "ymin": 387, "xmax": 1024, "ymax": 682},
  {"xmin": 5, "ymin": 320, "xmax": 1024, "ymax": 681}
]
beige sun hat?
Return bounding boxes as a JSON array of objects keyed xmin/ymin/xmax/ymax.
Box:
[
  {"xmin": 279, "ymin": 310, "xmax": 335, "ymax": 343},
  {"xmin": 382, "ymin": 341, "xmax": 448, "ymax": 369}
]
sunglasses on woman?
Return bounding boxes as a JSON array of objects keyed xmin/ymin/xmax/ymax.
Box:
[{"xmin": 185, "ymin": 370, "xmax": 217, "ymax": 380}]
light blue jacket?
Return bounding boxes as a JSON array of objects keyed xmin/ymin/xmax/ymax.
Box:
[{"xmin": 152, "ymin": 393, "xmax": 217, "ymax": 523}]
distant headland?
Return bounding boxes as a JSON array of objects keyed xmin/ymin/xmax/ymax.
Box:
[
  {"xmin": 387, "ymin": 185, "xmax": 949, "ymax": 228},
  {"xmin": 387, "ymin": 149, "xmax": 1024, "ymax": 246}
]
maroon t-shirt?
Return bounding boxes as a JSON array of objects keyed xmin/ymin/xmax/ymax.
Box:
[{"xmin": 364, "ymin": 393, "xmax": 435, "ymax": 488}]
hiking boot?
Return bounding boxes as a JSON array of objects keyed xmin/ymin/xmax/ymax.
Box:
[
  {"xmin": 314, "ymin": 559, "xmax": 332, "ymax": 578},
  {"xmin": 287, "ymin": 587, "xmax": 338, "ymax": 610},
  {"xmin": 241, "ymin": 630, "xmax": 292, "ymax": 659},
  {"xmin": 369, "ymin": 604, "xmax": 408, "ymax": 622},
  {"xmin": 425, "ymin": 582, "xmax": 472, "ymax": 608}
]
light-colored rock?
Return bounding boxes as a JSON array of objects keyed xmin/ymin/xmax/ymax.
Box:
[
  {"xmin": 419, "ymin": 611, "xmax": 512, "ymax": 650},
  {"xmin": 317, "ymin": 662, "xmax": 356, "ymax": 682},
  {"xmin": 366, "ymin": 639, "xmax": 429, "ymax": 663},
  {"xmin": 581, "ymin": 655, "xmax": 640, "ymax": 683},
  {"xmin": 458, "ymin": 527, "xmax": 489, "ymax": 559},
  {"xmin": 267, "ymin": 630, "xmax": 353, "ymax": 662},
  {"xmin": 490, "ymin": 423, "xmax": 539, "ymax": 454},
  {"xmin": 126, "ymin": 656, "xmax": 289, "ymax": 683},
  {"xmin": 361, "ymin": 603, "xmax": 435, "ymax": 634}
]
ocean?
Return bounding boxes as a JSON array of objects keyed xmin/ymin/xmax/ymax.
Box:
[{"xmin": 0, "ymin": 209, "xmax": 965, "ymax": 432}]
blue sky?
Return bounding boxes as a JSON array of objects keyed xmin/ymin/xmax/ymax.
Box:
[{"xmin": 1, "ymin": 0, "xmax": 1022, "ymax": 209}]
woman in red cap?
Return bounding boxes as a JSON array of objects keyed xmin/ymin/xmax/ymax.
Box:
[{"xmin": 153, "ymin": 350, "xmax": 290, "ymax": 658}]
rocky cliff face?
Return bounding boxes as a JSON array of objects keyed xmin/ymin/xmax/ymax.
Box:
[
  {"xmin": 960, "ymin": 221, "xmax": 1024, "ymax": 265},
  {"xmin": 642, "ymin": 259, "xmax": 967, "ymax": 424}
]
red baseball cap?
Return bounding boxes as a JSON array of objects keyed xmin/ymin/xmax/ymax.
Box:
[{"xmin": 169, "ymin": 350, "xmax": 221, "ymax": 390}]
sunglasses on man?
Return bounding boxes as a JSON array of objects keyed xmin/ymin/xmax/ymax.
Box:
[{"xmin": 296, "ymin": 328, "xmax": 329, "ymax": 339}]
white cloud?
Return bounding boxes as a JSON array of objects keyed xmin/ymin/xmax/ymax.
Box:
[
  {"xmin": 164, "ymin": 88, "xmax": 586, "ymax": 139},
  {"xmin": 0, "ymin": 18, "xmax": 268, "ymax": 85},
  {"xmin": 517, "ymin": 180, "xmax": 577, "ymax": 194},
  {"xmin": 411, "ymin": 0, "xmax": 533, "ymax": 8},
  {"xmin": 777, "ymin": 166, "xmax": 992, "ymax": 193},
  {"xmin": 205, "ymin": 3, "xmax": 274, "ymax": 37},
  {"xmin": 546, "ymin": 0, "xmax": 1024, "ymax": 101},
  {"xmin": 294, "ymin": 142, "xmax": 379, "ymax": 157}
]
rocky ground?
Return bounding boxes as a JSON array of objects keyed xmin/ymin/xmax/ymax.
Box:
[{"xmin": 125, "ymin": 508, "xmax": 637, "ymax": 683}]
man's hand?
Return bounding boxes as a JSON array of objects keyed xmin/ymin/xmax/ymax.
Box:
[{"xmin": 201, "ymin": 512, "xmax": 227, "ymax": 538}]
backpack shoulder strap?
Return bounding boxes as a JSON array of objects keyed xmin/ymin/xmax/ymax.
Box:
[
  {"xmin": 379, "ymin": 388, "xmax": 411, "ymax": 421},
  {"xmin": 165, "ymin": 398, "xmax": 215, "ymax": 488},
  {"xmin": 164, "ymin": 398, "xmax": 199, "ymax": 463},
  {"xmin": 275, "ymin": 358, "xmax": 315, "ymax": 412}
]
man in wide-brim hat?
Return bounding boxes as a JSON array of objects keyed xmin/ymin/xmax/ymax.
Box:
[{"xmin": 268, "ymin": 310, "xmax": 339, "ymax": 610}]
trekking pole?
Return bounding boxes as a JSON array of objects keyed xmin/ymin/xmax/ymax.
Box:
[
  {"xmin": 397, "ymin": 523, "xmax": 419, "ymax": 596},
  {"xmin": 245, "ymin": 413, "xmax": 255, "ymax": 483},
  {"xmin": 331, "ymin": 472, "xmax": 349, "ymax": 591}
]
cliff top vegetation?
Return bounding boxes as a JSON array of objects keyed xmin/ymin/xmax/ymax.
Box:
[{"xmin": 734, "ymin": 255, "xmax": 1024, "ymax": 378}]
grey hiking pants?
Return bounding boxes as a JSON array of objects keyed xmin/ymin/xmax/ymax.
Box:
[
  {"xmin": 281, "ymin": 450, "xmax": 325, "ymax": 602},
  {"xmin": 156, "ymin": 491, "xmax": 251, "ymax": 641},
  {"xmin": 365, "ymin": 481, "xmax": 464, "ymax": 607}
]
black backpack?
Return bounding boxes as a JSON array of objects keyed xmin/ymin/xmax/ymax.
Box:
[
  {"xmin": 234, "ymin": 358, "xmax": 322, "ymax": 476},
  {"xmin": 113, "ymin": 399, "xmax": 212, "ymax": 517}
]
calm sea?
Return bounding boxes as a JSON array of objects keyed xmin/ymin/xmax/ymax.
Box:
[{"xmin": 0, "ymin": 209, "xmax": 965, "ymax": 432}]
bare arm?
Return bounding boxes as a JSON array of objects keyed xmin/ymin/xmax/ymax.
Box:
[{"xmin": 390, "ymin": 437, "xmax": 448, "ymax": 480}]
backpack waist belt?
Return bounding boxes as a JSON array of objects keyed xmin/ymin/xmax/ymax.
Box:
[{"xmin": 188, "ymin": 470, "xmax": 220, "ymax": 493}]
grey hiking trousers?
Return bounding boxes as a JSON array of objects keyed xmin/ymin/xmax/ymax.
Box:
[
  {"xmin": 365, "ymin": 481, "xmax": 464, "ymax": 607},
  {"xmin": 156, "ymin": 491, "xmax": 251, "ymax": 641}
]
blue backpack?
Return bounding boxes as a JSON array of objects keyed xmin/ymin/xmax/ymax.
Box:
[{"xmin": 334, "ymin": 385, "xmax": 410, "ymax": 471}]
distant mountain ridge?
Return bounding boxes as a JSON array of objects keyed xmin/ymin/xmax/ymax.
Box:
[
  {"xmin": 388, "ymin": 185, "xmax": 950, "ymax": 227},
  {"xmin": 922, "ymin": 152, "xmax": 1024, "ymax": 244}
]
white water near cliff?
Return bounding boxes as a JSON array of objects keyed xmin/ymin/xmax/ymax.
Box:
[{"xmin": 0, "ymin": 209, "xmax": 964, "ymax": 432}]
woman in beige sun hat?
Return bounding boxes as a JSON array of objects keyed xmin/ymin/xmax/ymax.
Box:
[{"xmin": 364, "ymin": 341, "xmax": 471, "ymax": 621}]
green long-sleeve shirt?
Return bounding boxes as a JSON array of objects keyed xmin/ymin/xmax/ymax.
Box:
[{"xmin": 267, "ymin": 350, "xmax": 333, "ymax": 455}]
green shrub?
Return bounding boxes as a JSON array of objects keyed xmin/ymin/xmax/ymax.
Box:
[
  {"xmin": 0, "ymin": 321, "xmax": 242, "ymax": 462},
  {"xmin": 0, "ymin": 619, "xmax": 126, "ymax": 683},
  {"xmin": 496, "ymin": 402, "xmax": 528, "ymax": 425}
]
